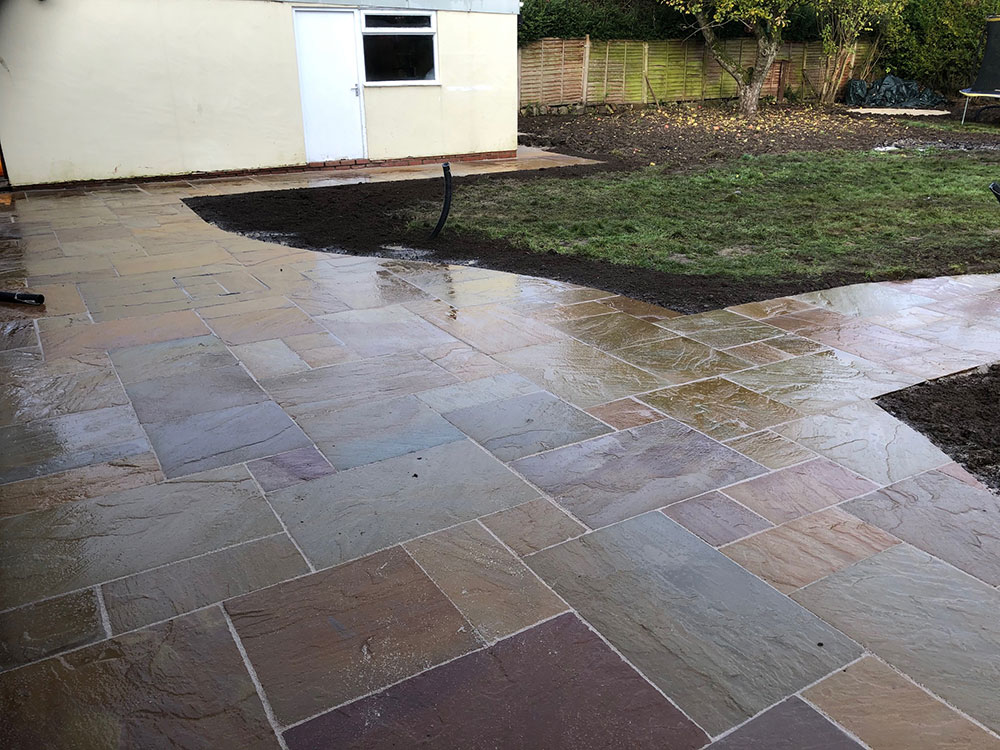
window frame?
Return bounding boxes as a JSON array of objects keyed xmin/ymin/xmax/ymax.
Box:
[{"xmin": 361, "ymin": 10, "xmax": 439, "ymax": 87}]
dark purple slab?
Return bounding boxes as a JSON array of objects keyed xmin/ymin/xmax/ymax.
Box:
[{"xmin": 709, "ymin": 697, "xmax": 861, "ymax": 749}]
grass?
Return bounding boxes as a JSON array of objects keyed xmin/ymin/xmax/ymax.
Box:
[
  {"xmin": 901, "ymin": 118, "xmax": 1000, "ymax": 135},
  {"xmin": 407, "ymin": 149, "xmax": 1000, "ymax": 280}
]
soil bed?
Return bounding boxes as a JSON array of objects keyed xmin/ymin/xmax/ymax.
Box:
[{"xmin": 877, "ymin": 364, "xmax": 1000, "ymax": 492}]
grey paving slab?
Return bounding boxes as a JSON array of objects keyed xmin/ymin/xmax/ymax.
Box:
[
  {"xmin": 793, "ymin": 544, "xmax": 1000, "ymax": 733},
  {"xmin": 124, "ymin": 364, "xmax": 267, "ymax": 423},
  {"xmin": 109, "ymin": 334, "xmax": 235, "ymax": 384},
  {"xmin": 513, "ymin": 419, "xmax": 767, "ymax": 528},
  {"xmin": 269, "ymin": 440, "xmax": 540, "ymax": 568},
  {"xmin": 415, "ymin": 372, "xmax": 540, "ymax": 413},
  {"xmin": 708, "ymin": 697, "xmax": 863, "ymax": 749},
  {"xmin": 526, "ymin": 512, "xmax": 860, "ymax": 735}
]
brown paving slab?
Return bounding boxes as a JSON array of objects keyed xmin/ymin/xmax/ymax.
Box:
[
  {"xmin": 0, "ymin": 349, "xmax": 128, "ymax": 426},
  {"xmin": 24, "ymin": 253, "xmax": 116, "ymax": 278},
  {"xmin": 317, "ymin": 304, "xmax": 457, "ymax": 357},
  {"xmin": 551, "ymin": 311, "xmax": 675, "ymax": 352},
  {"xmin": 535, "ymin": 300, "xmax": 616, "ymax": 322},
  {"xmin": 662, "ymin": 491, "xmax": 773, "ymax": 547},
  {"xmin": 406, "ymin": 300, "xmax": 565, "ymax": 355},
  {"xmin": 112, "ymin": 244, "xmax": 233, "ymax": 276},
  {"xmin": 0, "ymin": 283, "xmax": 86, "ymax": 320},
  {"xmin": 480, "ymin": 498, "xmax": 586, "ymax": 556},
  {"xmin": 843, "ymin": 469, "xmax": 1000, "ymax": 586},
  {"xmin": 763, "ymin": 333, "xmax": 829, "ymax": 356},
  {"xmin": 796, "ymin": 320, "xmax": 939, "ymax": 364},
  {"xmin": 613, "ymin": 336, "xmax": 751, "ymax": 386},
  {"xmin": 888, "ymin": 344, "xmax": 988, "ymax": 380},
  {"xmin": 793, "ymin": 544, "xmax": 1000, "ymax": 733},
  {"xmin": 0, "ymin": 404, "xmax": 150, "ymax": 485},
  {"xmin": 206, "ymin": 306, "xmax": 323, "ymax": 346},
  {"xmin": 52, "ymin": 222, "xmax": 133, "ymax": 244},
  {"xmin": 708, "ymin": 697, "xmax": 863, "ymax": 749},
  {"xmin": 728, "ymin": 350, "xmax": 918, "ymax": 414},
  {"xmin": 805, "ymin": 656, "xmax": 1000, "ymax": 750},
  {"xmin": 145, "ymin": 400, "xmax": 312, "ymax": 479},
  {"xmin": 937, "ymin": 461, "xmax": 991, "ymax": 490},
  {"xmin": 87, "ymin": 287, "xmax": 195, "ymax": 322},
  {"xmin": 0, "ymin": 589, "xmax": 104, "ymax": 672},
  {"xmin": 795, "ymin": 283, "xmax": 936, "ymax": 317},
  {"xmin": 443, "ymin": 390, "xmax": 612, "ymax": 462},
  {"xmin": 0, "ymin": 607, "xmax": 280, "ymax": 750},
  {"xmin": 513, "ymin": 419, "xmax": 766, "ymax": 528},
  {"xmin": 405, "ymin": 522, "xmax": 567, "ymax": 641},
  {"xmin": 586, "ymin": 396, "xmax": 665, "ymax": 429},
  {"xmin": 728, "ymin": 297, "xmax": 816, "ymax": 319},
  {"xmin": 776, "ymin": 401, "xmax": 949, "ymax": 485},
  {"xmin": 415, "ymin": 371, "xmax": 540, "ymax": 413},
  {"xmin": 638, "ymin": 377, "xmax": 800, "ymax": 440},
  {"xmin": 724, "ymin": 430, "xmax": 817, "ymax": 469},
  {"xmin": 0, "ymin": 464, "xmax": 280, "ymax": 609},
  {"xmin": 905, "ymin": 316, "xmax": 1000, "ymax": 359},
  {"xmin": 292, "ymin": 270, "xmax": 429, "ymax": 311},
  {"xmin": 0, "ymin": 320, "xmax": 36, "ymax": 350},
  {"xmin": 296, "ymin": 394, "xmax": 465, "ymax": 470},
  {"xmin": 263, "ymin": 350, "xmax": 457, "ymax": 415},
  {"xmin": 722, "ymin": 506, "xmax": 899, "ymax": 593},
  {"xmin": 868, "ymin": 304, "xmax": 956, "ymax": 331},
  {"xmin": 282, "ymin": 332, "xmax": 359, "ymax": 367},
  {"xmin": 269, "ymin": 439, "xmax": 539, "ymax": 568},
  {"xmin": 526, "ymin": 512, "xmax": 860, "ymax": 736},
  {"xmin": 194, "ymin": 294, "xmax": 291, "ymax": 320},
  {"xmin": 103, "ymin": 534, "xmax": 309, "ymax": 634},
  {"xmin": 419, "ymin": 340, "xmax": 509, "ymax": 382},
  {"xmin": 764, "ymin": 308, "xmax": 859, "ymax": 333},
  {"xmin": 226, "ymin": 546, "xmax": 480, "ymax": 726},
  {"xmin": 125, "ymin": 364, "xmax": 267, "ymax": 423},
  {"xmin": 231, "ymin": 339, "xmax": 311, "ymax": 379},
  {"xmin": 495, "ymin": 338, "xmax": 663, "ymax": 408},
  {"xmin": 284, "ymin": 612, "xmax": 708, "ymax": 750},
  {"xmin": 109, "ymin": 333, "xmax": 235, "ymax": 383},
  {"xmin": 660, "ymin": 309, "xmax": 784, "ymax": 348},
  {"xmin": 247, "ymin": 446, "xmax": 335, "ymax": 493},
  {"xmin": 723, "ymin": 458, "xmax": 876, "ymax": 525},
  {"xmin": 39, "ymin": 309, "xmax": 209, "ymax": 360},
  {"xmin": 0, "ymin": 453, "xmax": 163, "ymax": 518},
  {"xmin": 603, "ymin": 294, "xmax": 682, "ymax": 320},
  {"xmin": 724, "ymin": 340, "xmax": 794, "ymax": 365}
]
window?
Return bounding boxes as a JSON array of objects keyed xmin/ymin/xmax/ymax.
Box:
[{"xmin": 362, "ymin": 12, "xmax": 437, "ymax": 85}]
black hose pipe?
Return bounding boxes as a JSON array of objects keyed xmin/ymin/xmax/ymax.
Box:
[
  {"xmin": 429, "ymin": 162, "xmax": 453, "ymax": 240},
  {"xmin": 991, "ymin": 182, "xmax": 1000, "ymax": 205},
  {"xmin": 0, "ymin": 291, "xmax": 45, "ymax": 306}
]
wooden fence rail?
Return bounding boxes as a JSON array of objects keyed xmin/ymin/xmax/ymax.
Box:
[{"xmin": 518, "ymin": 37, "xmax": 870, "ymax": 109}]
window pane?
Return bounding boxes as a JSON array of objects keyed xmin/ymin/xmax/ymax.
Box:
[
  {"xmin": 365, "ymin": 14, "xmax": 431, "ymax": 28},
  {"xmin": 363, "ymin": 35, "xmax": 435, "ymax": 82}
]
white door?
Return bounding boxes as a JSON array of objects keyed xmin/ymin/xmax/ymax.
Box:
[{"xmin": 293, "ymin": 10, "xmax": 366, "ymax": 162}]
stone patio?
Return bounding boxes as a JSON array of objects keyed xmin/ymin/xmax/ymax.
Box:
[{"xmin": 2, "ymin": 150, "xmax": 1000, "ymax": 749}]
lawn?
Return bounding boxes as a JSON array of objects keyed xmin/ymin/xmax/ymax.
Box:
[{"xmin": 406, "ymin": 148, "xmax": 1000, "ymax": 281}]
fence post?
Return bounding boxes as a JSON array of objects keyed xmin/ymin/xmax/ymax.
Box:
[
  {"xmin": 582, "ymin": 34, "xmax": 590, "ymax": 106},
  {"xmin": 642, "ymin": 41, "xmax": 649, "ymax": 105},
  {"xmin": 603, "ymin": 41, "xmax": 610, "ymax": 103}
]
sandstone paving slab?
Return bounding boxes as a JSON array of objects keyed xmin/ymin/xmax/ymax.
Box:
[
  {"xmin": 795, "ymin": 320, "xmax": 938, "ymax": 364},
  {"xmin": 662, "ymin": 491, "xmax": 773, "ymax": 547},
  {"xmin": 659, "ymin": 309, "xmax": 784, "ymax": 349},
  {"xmin": 406, "ymin": 300, "xmax": 566, "ymax": 355},
  {"xmin": 480, "ymin": 499, "xmax": 587, "ymax": 556},
  {"xmin": 707, "ymin": 697, "xmax": 863, "ymax": 749},
  {"xmin": 0, "ymin": 464, "xmax": 281, "ymax": 609},
  {"xmin": 0, "ymin": 404, "xmax": 151, "ymax": 485},
  {"xmin": 144, "ymin": 401, "xmax": 311, "ymax": 478},
  {"xmin": 638, "ymin": 377, "xmax": 800, "ymax": 440},
  {"xmin": 526, "ymin": 512, "xmax": 860, "ymax": 736},
  {"xmin": 843, "ymin": 469, "xmax": 1000, "ymax": 586},
  {"xmin": 513, "ymin": 419, "xmax": 766, "ymax": 528},
  {"xmin": 602, "ymin": 294, "xmax": 682, "ymax": 320},
  {"xmin": 38, "ymin": 309, "xmax": 210, "ymax": 360},
  {"xmin": 728, "ymin": 350, "xmax": 918, "ymax": 414},
  {"xmin": 263, "ymin": 350, "xmax": 457, "ymax": 416},
  {"xmin": 0, "ymin": 589, "xmax": 104, "ymax": 672},
  {"xmin": 269, "ymin": 439, "xmax": 540, "ymax": 568},
  {"xmin": 551, "ymin": 311, "xmax": 675, "ymax": 352},
  {"xmin": 316, "ymin": 304, "xmax": 457, "ymax": 357},
  {"xmin": 291, "ymin": 269, "xmax": 429, "ymax": 311},
  {"xmin": 535, "ymin": 300, "xmax": 616, "ymax": 322},
  {"xmin": 281, "ymin": 331, "xmax": 358, "ymax": 368},
  {"xmin": 246, "ymin": 446, "xmax": 335, "ymax": 493},
  {"xmin": 0, "ymin": 608, "xmax": 280, "ymax": 750},
  {"xmin": 296, "ymin": 394, "xmax": 465, "ymax": 470},
  {"xmin": 727, "ymin": 297, "xmax": 816, "ymax": 319},
  {"xmin": 226, "ymin": 546, "xmax": 480, "ymax": 726},
  {"xmin": 443, "ymin": 390, "xmax": 612, "ymax": 462},
  {"xmin": 102, "ymin": 534, "xmax": 309, "ymax": 635},
  {"xmin": 0, "ymin": 349, "xmax": 128, "ymax": 426},
  {"xmin": 0, "ymin": 453, "xmax": 164, "ymax": 518},
  {"xmin": 722, "ymin": 458, "xmax": 876, "ymax": 525},
  {"xmin": 723, "ymin": 430, "xmax": 816, "ymax": 470},
  {"xmin": 612, "ymin": 336, "xmax": 751, "ymax": 386},
  {"xmin": 723, "ymin": 340, "xmax": 795, "ymax": 365},
  {"xmin": 495, "ymin": 338, "xmax": 666, "ymax": 408},
  {"xmin": 0, "ymin": 320, "xmax": 36, "ymax": 350},
  {"xmin": 124, "ymin": 364, "xmax": 267, "ymax": 423},
  {"xmin": 404, "ymin": 522, "xmax": 567, "ymax": 641},
  {"xmin": 109, "ymin": 334, "xmax": 235, "ymax": 383},
  {"xmin": 793, "ymin": 544, "xmax": 1000, "ymax": 732},
  {"xmin": 418, "ymin": 340, "xmax": 510, "ymax": 382},
  {"xmin": 722, "ymin": 506, "xmax": 899, "ymax": 593},
  {"xmin": 205, "ymin": 306, "xmax": 323, "ymax": 346},
  {"xmin": 283, "ymin": 613, "xmax": 709, "ymax": 750},
  {"xmin": 415, "ymin": 371, "xmax": 540, "ymax": 413},
  {"xmin": 230, "ymin": 339, "xmax": 311, "ymax": 380},
  {"xmin": 775, "ymin": 401, "xmax": 949, "ymax": 485},
  {"xmin": 794, "ymin": 283, "xmax": 936, "ymax": 317},
  {"xmin": 586, "ymin": 397, "xmax": 665, "ymax": 429},
  {"xmin": 904, "ymin": 317, "xmax": 1000, "ymax": 359},
  {"xmin": 804, "ymin": 656, "xmax": 1000, "ymax": 750}
]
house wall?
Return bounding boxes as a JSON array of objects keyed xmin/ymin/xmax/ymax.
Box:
[{"xmin": 0, "ymin": 0, "xmax": 517, "ymax": 186}]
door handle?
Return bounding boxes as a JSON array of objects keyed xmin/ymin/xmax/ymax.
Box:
[{"xmin": 351, "ymin": 83, "xmax": 360, "ymax": 97}]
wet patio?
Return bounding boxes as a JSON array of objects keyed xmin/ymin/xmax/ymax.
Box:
[{"xmin": 2, "ymin": 150, "xmax": 1000, "ymax": 749}]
